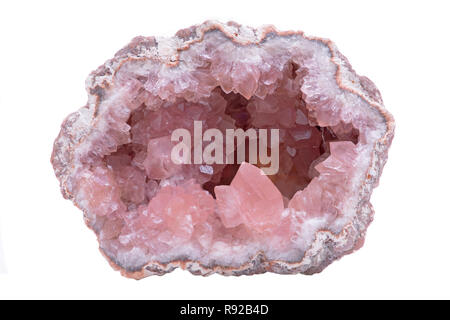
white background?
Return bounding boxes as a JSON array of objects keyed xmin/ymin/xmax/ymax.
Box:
[{"xmin": 0, "ymin": 0, "xmax": 449, "ymax": 299}]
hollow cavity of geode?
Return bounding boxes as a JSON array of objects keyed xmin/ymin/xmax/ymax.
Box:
[{"xmin": 51, "ymin": 21, "xmax": 394, "ymax": 278}]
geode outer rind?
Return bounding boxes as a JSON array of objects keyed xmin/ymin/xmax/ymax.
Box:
[{"xmin": 51, "ymin": 21, "xmax": 394, "ymax": 279}]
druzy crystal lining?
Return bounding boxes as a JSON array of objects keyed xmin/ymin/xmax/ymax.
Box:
[{"xmin": 51, "ymin": 21, "xmax": 394, "ymax": 278}]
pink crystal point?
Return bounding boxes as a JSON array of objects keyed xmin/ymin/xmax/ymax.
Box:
[
  {"xmin": 51, "ymin": 21, "xmax": 394, "ymax": 279},
  {"xmin": 288, "ymin": 141, "xmax": 358, "ymax": 219},
  {"xmin": 215, "ymin": 162, "xmax": 284, "ymax": 232}
]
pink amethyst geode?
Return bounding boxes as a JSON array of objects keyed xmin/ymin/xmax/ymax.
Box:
[{"xmin": 51, "ymin": 21, "xmax": 394, "ymax": 278}]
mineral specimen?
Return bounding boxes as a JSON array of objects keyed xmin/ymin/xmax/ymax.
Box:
[{"xmin": 51, "ymin": 21, "xmax": 394, "ymax": 278}]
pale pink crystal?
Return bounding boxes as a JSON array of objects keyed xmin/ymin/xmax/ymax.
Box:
[
  {"xmin": 51, "ymin": 21, "xmax": 394, "ymax": 278},
  {"xmin": 215, "ymin": 162, "xmax": 284, "ymax": 232},
  {"xmin": 143, "ymin": 136, "xmax": 181, "ymax": 180},
  {"xmin": 144, "ymin": 180, "xmax": 215, "ymax": 241}
]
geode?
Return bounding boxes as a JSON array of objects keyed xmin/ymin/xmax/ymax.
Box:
[{"xmin": 51, "ymin": 21, "xmax": 394, "ymax": 278}]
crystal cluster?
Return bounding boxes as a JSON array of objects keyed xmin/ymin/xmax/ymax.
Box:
[{"xmin": 51, "ymin": 21, "xmax": 394, "ymax": 278}]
